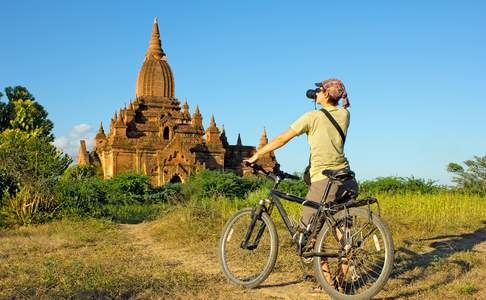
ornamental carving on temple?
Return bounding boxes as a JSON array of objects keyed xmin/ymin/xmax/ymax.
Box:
[{"xmin": 78, "ymin": 18, "xmax": 278, "ymax": 185}]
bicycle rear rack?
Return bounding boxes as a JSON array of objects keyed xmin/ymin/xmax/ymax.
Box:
[{"xmin": 330, "ymin": 197, "xmax": 381, "ymax": 216}]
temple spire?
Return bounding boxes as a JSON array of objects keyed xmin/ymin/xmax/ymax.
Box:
[
  {"xmin": 146, "ymin": 17, "xmax": 166, "ymax": 59},
  {"xmin": 205, "ymin": 114, "xmax": 221, "ymax": 144},
  {"xmin": 96, "ymin": 122, "xmax": 106, "ymax": 138},
  {"xmin": 209, "ymin": 114, "xmax": 217, "ymax": 128},
  {"xmin": 182, "ymin": 97, "xmax": 190, "ymax": 120},
  {"xmin": 191, "ymin": 105, "xmax": 204, "ymax": 131},
  {"xmin": 115, "ymin": 111, "xmax": 126, "ymax": 127},
  {"xmin": 258, "ymin": 127, "xmax": 268, "ymax": 149},
  {"xmin": 237, "ymin": 133, "xmax": 242, "ymax": 146},
  {"xmin": 94, "ymin": 122, "xmax": 106, "ymax": 150}
]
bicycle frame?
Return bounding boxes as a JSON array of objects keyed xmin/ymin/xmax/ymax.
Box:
[{"xmin": 240, "ymin": 173, "xmax": 378, "ymax": 258}]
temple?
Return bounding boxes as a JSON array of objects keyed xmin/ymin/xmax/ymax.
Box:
[{"xmin": 78, "ymin": 18, "xmax": 278, "ymax": 185}]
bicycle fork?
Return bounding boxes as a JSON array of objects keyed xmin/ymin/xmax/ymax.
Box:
[{"xmin": 240, "ymin": 201, "xmax": 270, "ymax": 250}]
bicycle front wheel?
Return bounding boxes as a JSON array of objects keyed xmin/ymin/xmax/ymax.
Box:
[
  {"xmin": 218, "ymin": 207, "xmax": 278, "ymax": 288},
  {"xmin": 313, "ymin": 208, "xmax": 394, "ymax": 300}
]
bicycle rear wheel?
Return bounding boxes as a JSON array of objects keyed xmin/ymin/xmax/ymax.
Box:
[
  {"xmin": 218, "ymin": 207, "xmax": 278, "ymax": 288},
  {"xmin": 313, "ymin": 208, "xmax": 394, "ymax": 300}
]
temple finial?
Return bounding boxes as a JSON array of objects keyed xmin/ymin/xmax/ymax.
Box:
[{"xmin": 147, "ymin": 17, "xmax": 165, "ymax": 59}]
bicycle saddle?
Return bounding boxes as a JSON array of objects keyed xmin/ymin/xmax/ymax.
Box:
[{"xmin": 322, "ymin": 169, "xmax": 355, "ymax": 181}]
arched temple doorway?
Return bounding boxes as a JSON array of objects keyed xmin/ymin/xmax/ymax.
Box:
[{"xmin": 169, "ymin": 174, "xmax": 182, "ymax": 183}]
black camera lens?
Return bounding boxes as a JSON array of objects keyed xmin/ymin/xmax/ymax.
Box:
[{"xmin": 306, "ymin": 88, "xmax": 319, "ymax": 100}]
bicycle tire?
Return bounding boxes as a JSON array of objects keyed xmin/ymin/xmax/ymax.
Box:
[
  {"xmin": 313, "ymin": 208, "xmax": 394, "ymax": 300},
  {"xmin": 218, "ymin": 207, "xmax": 279, "ymax": 288}
]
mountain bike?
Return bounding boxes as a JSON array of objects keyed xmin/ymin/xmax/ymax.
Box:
[{"xmin": 218, "ymin": 163, "xmax": 394, "ymax": 300}]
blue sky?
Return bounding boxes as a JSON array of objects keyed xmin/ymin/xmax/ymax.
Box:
[{"xmin": 1, "ymin": 0, "xmax": 485, "ymax": 184}]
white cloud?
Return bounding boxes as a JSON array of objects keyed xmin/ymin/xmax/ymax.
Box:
[
  {"xmin": 53, "ymin": 123, "xmax": 96, "ymax": 160},
  {"xmin": 72, "ymin": 124, "xmax": 92, "ymax": 135},
  {"xmin": 52, "ymin": 136, "xmax": 68, "ymax": 149}
]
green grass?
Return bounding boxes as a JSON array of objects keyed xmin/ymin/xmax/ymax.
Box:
[
  {"xmin": 457, "ymin": 282, "xmax": 479, "ymax": 295},
  {"xmin": 102, "ymin": 203, "xmax": 170, "ymax": 224},
  {"xmin": 377, "ymin": 192, "xmax": 486, "ymax": 241}
]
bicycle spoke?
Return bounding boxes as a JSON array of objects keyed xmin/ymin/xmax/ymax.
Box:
[
  {"xmin": 350, "ymin": 218, "xmax": 378, "ymax": 241},
  {"xmin": 352, "ymin": 256, "xmax": 380, "ymax": 280}
]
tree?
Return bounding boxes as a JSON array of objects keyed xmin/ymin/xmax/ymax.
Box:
[
  {"xmin": 0, "ymin": 86, "xmax": 54, "ymax": 141},
  {"xmin": 447, "ymin": 155, "xmax": 486, "ymax": 193},
  {"xmin": 0, "ymin": 129, "xmax": 72, "ymax": 191}
]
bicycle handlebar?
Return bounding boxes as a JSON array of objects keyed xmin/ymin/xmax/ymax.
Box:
[{"xmin": 244, "ymin": 161, "xmax": 300, "ymax": 181}]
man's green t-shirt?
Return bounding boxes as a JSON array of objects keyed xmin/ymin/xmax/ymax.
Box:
[{"xmin": 290, "ymin": 107, "xmax": 350, "ymax": 183}]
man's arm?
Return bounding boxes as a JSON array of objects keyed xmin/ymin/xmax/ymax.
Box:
[{"xmin": 246, "ymin": 128, "xmax": 298, "ymax": 164}]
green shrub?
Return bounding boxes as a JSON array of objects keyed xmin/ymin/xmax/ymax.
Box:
[
  {"xmin": 104, "ymin": 172, "xmax": 152, "ymax": 205},
  {"xmin": 109, "ymin": 172, "xmax": 151, "ymax": 196},
  {"xmin": 145, "ymin": 183, "xmax": 184, "ymax": 204},
  {"xmin": 1, "ymin": 186, "xmax": 57, "ymax": 226},
  {"xmin": 359, "ymin": 176, "xmax": 443, "ymax": 195},
  {"xmin": 62, "ymin": 165, "xmax": 97, "ymax": 181},
  {"xmin": 55, "ymin": 177, "xmax": 106, "ymax": 217},
  {"xmin": 277, "ymin": 178, "xmax": 308, "ymax": 198},
  {"xmin": 185, "ymin": 170, "xmax": 266, "ymax": 199},
  {"xmin": 54, "ymin": 172, "xmax": 179, "ymax": 221}
]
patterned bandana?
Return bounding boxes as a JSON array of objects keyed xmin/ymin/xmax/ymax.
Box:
[{"xmin": 315, "ymin": 78, "xmax": 350, "ymax": 109}]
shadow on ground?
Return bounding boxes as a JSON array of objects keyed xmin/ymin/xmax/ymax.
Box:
[{"xmin": 388, "ymin": 220, "xmax": 486, "ymax": 298}]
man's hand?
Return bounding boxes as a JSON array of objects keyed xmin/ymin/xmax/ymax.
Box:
[
  {"xmin": 245, "ymin": 153, "xmax": 259, "ymax": 165},
  {"xmin": 244, "ymin": 128, "xmax": 297, "ymax": 166}
]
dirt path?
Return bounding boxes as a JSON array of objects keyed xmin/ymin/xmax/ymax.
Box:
[{"xmin": 119, "ymin": 222, "xmax": 330, "ymax": 299}]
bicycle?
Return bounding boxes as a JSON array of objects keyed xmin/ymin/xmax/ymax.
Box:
[{"xmin": 218, "ymin": 163, "xmax": 394, "ymax": 300}]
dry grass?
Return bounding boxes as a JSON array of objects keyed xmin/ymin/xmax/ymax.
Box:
[
  {"xmin": 0, "ymin": 218, "xmax": 222, "ymax": 299},
  {"xmin": 0, "ymin": 190, "xmax": 485, "ymax": 299}
]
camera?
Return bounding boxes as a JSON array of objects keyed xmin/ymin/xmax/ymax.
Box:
[{"xmin": 306, "ymin": 88, "xmax": 320, "ymax": 100}]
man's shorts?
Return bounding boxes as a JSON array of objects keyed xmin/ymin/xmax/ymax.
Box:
[{"xmin": 301, "ymin": 177, "xmax": 359, "ymax": 226}]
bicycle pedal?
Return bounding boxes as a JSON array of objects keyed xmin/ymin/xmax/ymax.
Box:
[{"xmin": 302, "ymin": 273, "xmax": 314, "ymax": 281}]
